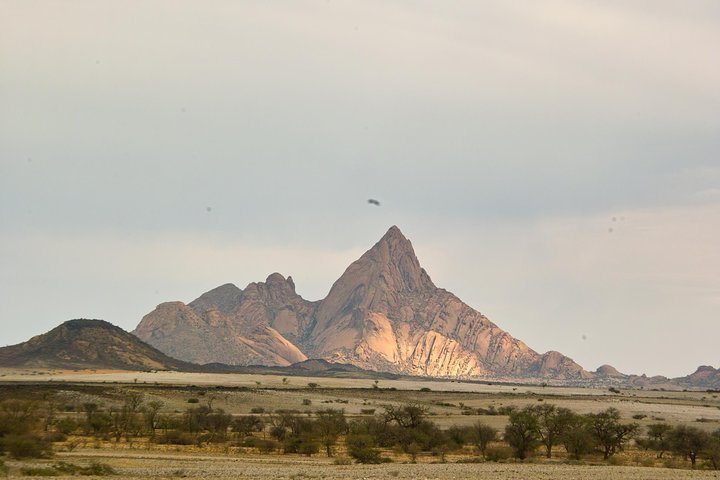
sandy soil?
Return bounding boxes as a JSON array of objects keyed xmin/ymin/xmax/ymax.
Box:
[{"xmin": 6, "ymin": 449, "xmax": 720, "ymax": 479}]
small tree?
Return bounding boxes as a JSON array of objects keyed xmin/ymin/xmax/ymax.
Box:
[
  {"xmin": 561, "ymin": 413, "xmax": 595, "ymax": 460},
  {"xmin": 315, "ymin": 409, "xmax": 348, "ymax": 457},
  {"xmin": 504, "ymin": 407, "xmax": 540, "ymax": 459},
  {"xmin": 669, "ymin": 424, "xmax": 709, "ymax": 468},
  {"xmin": 530, "ymin": 404, "xmax": 574, "ymax": 458},
  {"xmin": 645, "ymin": 423, "xmax": 673, "ymax": 458},
  {"xmin": 587, "ymin": 408, "xmax": 638, "ymax": 459},
  {"xmin": 469, "ymin": 421, "xmax": 497, "ymax": 458},
  {"xmin": 704, "ymin": 429, "xmax": 720, "ymax": 471}
]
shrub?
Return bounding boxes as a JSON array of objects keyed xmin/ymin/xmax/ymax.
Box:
[
  {"xmin": 54, "ymin": 461, "xmax": 117, "ymax": 476},
  {"xmin": 360, "ymin": 409, "xmax": 376, "ymax": 415},
  {"xmin": 302, "ymin": 399, "xmax": 312, "ymax": 406},
  {"xmin": 346, "ymin": 434, "xmax": 383, "ymax": 464},
  {"xmin": 243, "ymin": 436, "xmax": 278, "ymax": 453},
  {"xmin": 250, "ymin": 407, "xmax": 265, "ymax": 414},
  {"xmin": 2, "ymin": 433, "xmax": 52, "ymax": 459},
  {"xmin": 153, "ymin": 430, "xmax": 194, "ymax": 445},
  {"xmin": 333, "ymin": 457, "xmax": 352, "ymax": 465},
  {"xmin": 187, "ymin": 398, "xmax": 199, "ymax": 404},
  {"xmin": 54, "ymin": 417, "xmax": 79, "ymax": 435},
  {"xmin": 19, "ymin": 466, "xmax": 58, "ymax": 476},
  {"xmin": 485, "ymin": 445, "xmax": 512, "ymax": 462}
]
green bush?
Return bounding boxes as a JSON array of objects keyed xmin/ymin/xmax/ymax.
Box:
[{"xmin": 346, "ymin": 434, "xmax": 384, "ymax": 464}]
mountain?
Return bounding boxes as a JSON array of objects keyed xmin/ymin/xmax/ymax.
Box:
[
  {"xmin": 134, "ymin": 226, "xmax": 590, "ymax": 379},
  {"xmin": 0, "ymin": 319, "xmax": 194, "ymax": 371},
  {"xmin": 134, "ymin": 276, "xmax": 314, "ymax": 366}
]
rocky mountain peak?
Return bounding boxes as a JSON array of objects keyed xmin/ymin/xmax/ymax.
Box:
[
  {"xmin": 189, "ymin": 283, "xmax": 242, "ymax": 314},
  {"xmin": 133, "ymin": 225, "xmax": 591, "ymax": 380},
  {"xmin": 354, "ymin": 225, "xmax": 435, "ymax": 293}
]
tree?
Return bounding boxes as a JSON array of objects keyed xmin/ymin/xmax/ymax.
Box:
[
  {"xmin": 231, "ymin": 415, "xmax": 265, "ymax": 438},
  {"xmin": 382, "ymin": 404, "xmax": 428, "ymax": 429},
  {"xmin": 561, "ymin": 414, "xmax": 595, "ymax": 460},
  {"xmin": 143, "ymin": 400, "xmax": 165, "ymax": 437},
  {"xmin": 504, "ymin": 407, "xmax": 540, "ymax": 459},
  {"xmin": 645, "ymin": 423, "xmax": 673, "ymax": 458},
  {"xmin": 587, "ymin": 408, "xmax": 638, "ymax": 459},
  {"xmin": 669, "ymin": 424, "xmax": 709, "ymax": 468},
  {"xmin": 315, "ymin": 409, "xmax": 348, "ymax": 457},
  {"xmin": 704, "ymin": 429, "xmax": 720, "ymax": 471},
  {"xmin": 530, "ymin": 404, "xmax": 574, "ymax": 458},
  {"xmin": 469, "ymin": 421, "xmax": 497, "ymax": 458}
]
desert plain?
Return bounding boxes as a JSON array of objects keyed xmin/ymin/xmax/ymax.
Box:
[{"xmin": 1, "ymin": 369, "xmax": 719, "ymax": 479}]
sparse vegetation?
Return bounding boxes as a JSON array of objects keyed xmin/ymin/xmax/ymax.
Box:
[{"xmin": 0, "ymin": 376, "xmax": 718, "ymax": 478}]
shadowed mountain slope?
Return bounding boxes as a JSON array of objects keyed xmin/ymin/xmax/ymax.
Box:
[{"xmin": 0, "ymin": 319, "xmax": 194, "ymax": 371}]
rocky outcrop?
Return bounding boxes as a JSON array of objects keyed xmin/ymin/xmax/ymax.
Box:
[
  {"xmin": 133, "ymin": 226, "xmax": 591, "ymax": 379},
  {"xmin": 595, "ymin": 364, "xmax": 625, "ymax": 377},
  {"xmin": 134, "ymin": 276, "xmax": 314, "ymax": 366}
]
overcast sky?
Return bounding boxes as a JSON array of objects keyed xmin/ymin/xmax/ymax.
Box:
[{"xmin": 1, "ymin": 1, "xmax": 719, "ymax": 378}]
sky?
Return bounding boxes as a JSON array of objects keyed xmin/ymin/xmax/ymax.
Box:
[{"xmin": 1, "ymin": 1, "xmax": 719, "ymax": 378}]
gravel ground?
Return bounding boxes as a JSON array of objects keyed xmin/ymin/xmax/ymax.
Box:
[{"xmin": 7, "ymin": 450, "xmax": 719, "ymax": 479}]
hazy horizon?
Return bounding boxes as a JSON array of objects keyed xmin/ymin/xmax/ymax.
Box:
[{"xmin": 2, "ymin": 1, "xmax": 719, "ymax": 378}]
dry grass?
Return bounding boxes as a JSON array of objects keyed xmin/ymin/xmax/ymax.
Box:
[{"xmin": 2, "ymin": 369, "xmax": 720, "ymax": 478}]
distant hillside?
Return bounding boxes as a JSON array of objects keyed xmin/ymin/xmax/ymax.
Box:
[
  {"xmin": 0, "ymin": 319, "xmax": 196, "ymax": 371},
  {"xmin": 206, "ymin": 358, "xmax": 402, "ymax": 380}
]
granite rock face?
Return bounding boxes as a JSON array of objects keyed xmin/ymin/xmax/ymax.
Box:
[{"xmin": 133, "ymin": 226, "xmax": 591, "ymax": 379}]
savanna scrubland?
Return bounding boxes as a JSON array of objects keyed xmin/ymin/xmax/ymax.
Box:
[{"xmin": 1, "ymin": 370, "xmax": 719, "ymax": 479}]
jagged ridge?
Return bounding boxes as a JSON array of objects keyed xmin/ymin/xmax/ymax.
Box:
[{"xmin": 133, "ymin": 226, "xmax": 591, "ymax": 379}]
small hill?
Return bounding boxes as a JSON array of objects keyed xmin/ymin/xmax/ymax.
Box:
[
  {"xmin": 0, "ymin": 319, "xmax": 195, "ymax": 371},
  {"xmin": 595, "ymin": 364, "xmax": 625, "ymax": 377}
]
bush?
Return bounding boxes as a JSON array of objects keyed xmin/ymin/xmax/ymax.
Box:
[
  {"xmin": 54, "ymin": 461, "xmax": 117, "ymax": 476},
  {"xmin": 485, "ymin": 445, "xmax": 512, "ymax": 462},
  {"xmin": 19, "ymin": 466, "xmax": 58, "ymax": 476},
  {"xmin": 333, "ymin": 457, "xmax": 352, "ymax": 465},
  {"xmin": 54, "ymin": 417, "xmax": 79, "ymax": 435},
  {"xmin": 2, "ymin": 433, "xmax": 52, "ymax": 459},
  {"xmin": 187, "ymin": 398, "xmax": 199, "ymax": 404},
  {"xmin": 250, "ymin": 407, "xmax": 265, "ymax": 414},
  {"xmin": 153, "ymin": 430, "xmax": 194, "ymax": 445},
  {"xmin": 302, "ymin": 399, "xmax": 312, "ymax": 406},
  {"xmin": 19, "ymin": 461, "xmax": 116, "ymax": 477},
  {"xmin": 346, "ymin": 434, "xmax": 383, "ymax": 464},
  {"xmin": 243, "ymin": 436, "xmax": 278, "ymax": 453}
]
